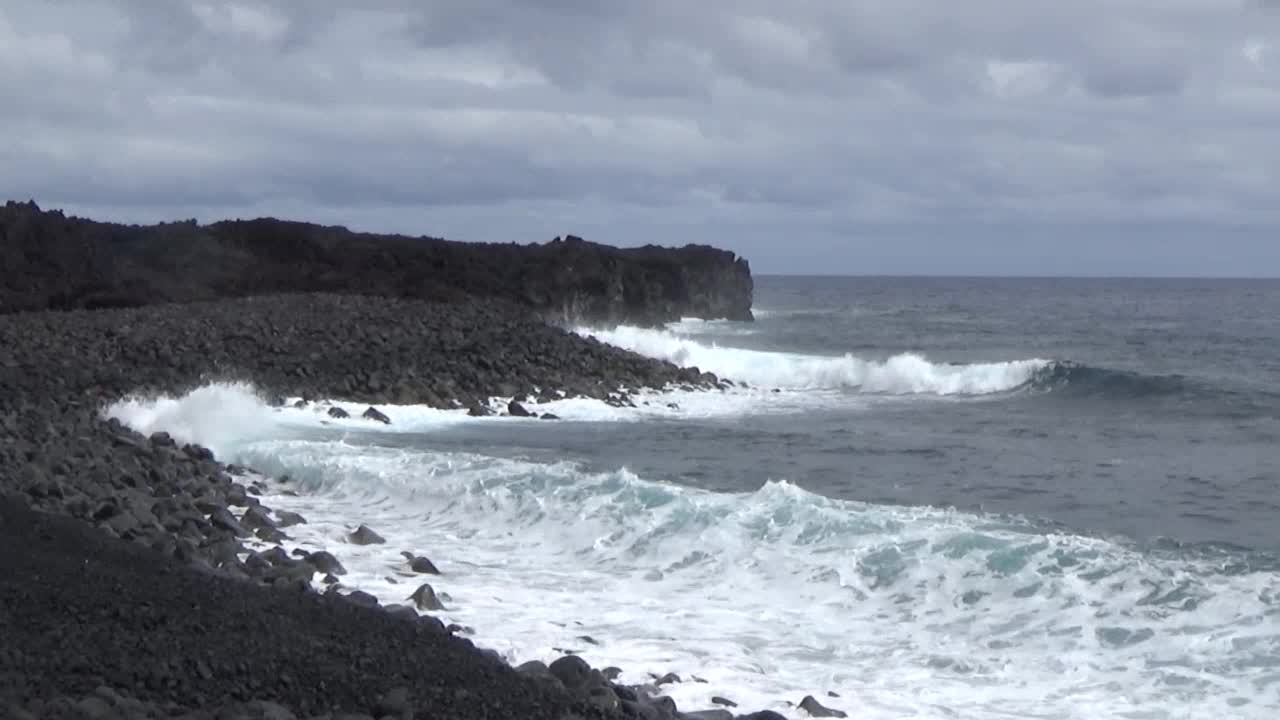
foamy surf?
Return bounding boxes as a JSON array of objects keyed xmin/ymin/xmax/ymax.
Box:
[
  {"xmin": 105, "ymin": 383, "xmax": 842, "ymax": 456},
  {"xmin": 576, "ymin": 325, "xmax": 1049, "ymax": 395},
  {"xmin": 106, "ymin": 384, "xmax": 1280, "ymax": 720}
]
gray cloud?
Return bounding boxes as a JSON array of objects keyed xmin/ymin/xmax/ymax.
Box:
[{"xmin": 2, "ymin": 0, "xmax": 1279, "ymax": 275}]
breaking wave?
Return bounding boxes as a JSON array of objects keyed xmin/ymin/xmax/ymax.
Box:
[
  {"xmin": 105, "ymin": 383, "xmax": 1280, "ymax": 719},
  {"xmin": 578, "ymin": 325, "xmax": 1048, "ymax": 395}
]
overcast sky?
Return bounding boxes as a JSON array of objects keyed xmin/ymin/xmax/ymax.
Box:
[{"xmin": 3, "ymin": 1, "xmax": 1279, "ymax": 276}]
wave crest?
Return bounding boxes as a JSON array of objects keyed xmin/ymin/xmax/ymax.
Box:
[{"xmin": 578, "ymin": 325, "xmax": 1048, "ymax": 395}]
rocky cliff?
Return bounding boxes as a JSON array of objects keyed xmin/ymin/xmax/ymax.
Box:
[{"xmin": 0, "ymin": 201, "xmax": 753, "ymax": 325}]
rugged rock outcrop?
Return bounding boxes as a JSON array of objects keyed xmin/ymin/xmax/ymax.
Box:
[{"xmin": 0, "ymin": 201, "xmax": 753, "ymax": 325}]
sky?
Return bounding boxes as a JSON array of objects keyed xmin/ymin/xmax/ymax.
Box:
[{"xmin": 2, "ymin": 1, "xmax": 1279, "ymax": 276}]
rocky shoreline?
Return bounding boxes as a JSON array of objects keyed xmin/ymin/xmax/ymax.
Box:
[
  {"xmin": 0, "ymin": 293, "xmax": 846, "ymax": 719},
  {"xmin": 1, "ymin": 201, "xmax": 754, "ymax": 326}
]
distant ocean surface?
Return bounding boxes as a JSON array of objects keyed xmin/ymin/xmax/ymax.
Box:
[{"xmin": 111, "ymin": 277, "xmax": 1280, "ymax": 719}]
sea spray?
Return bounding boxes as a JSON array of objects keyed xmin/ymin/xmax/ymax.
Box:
[
  {"xmin": 106, "ymin": 384, "xmax": 1280, "ymax": 720},
  {"xmin": 577, "ymin": 324, "xmax": 1049, "ymax": 394}
]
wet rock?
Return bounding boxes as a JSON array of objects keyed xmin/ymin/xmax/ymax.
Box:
[
  {"xmin": 241, "ymin": 505, "xmax": 276, "ymax": 531},
  {"xmin": 548, "ymin": 655, "xmax": 592, "ymax": 691},
  {"xmin": 208, "ymin": 508, "xmax": 249, "ymax": 537},
  {"xmin": 517, "ymin": 661, "xmax": 565, "ymax": 691},
  {"xmin": 540, "ymin": 413, "xmax": 560, "ymax": 420},
  {"xmin": 507, "ymin": 400, "xmax": 533, "ymax": 417},
  {"xmin": 149, "ymin": 431, "xmax": 176, "ymax": 447},
  {"xmin": 798, "ymin": 696, "xmax": 847, "ymax": 718},
  {"xmin": 344, "ymin": 590, "xmax": 380, "ymax": 608},
  {"xmin": 327, "ymin": 406, "xmax": 349, "ymax": 419},
  {"xmin": 684, "ymin": 711, "xmax": 733, "ymax": 720},
  {"xmin": 347, "ymin": 524, "xmax": 385, "ymax": 545},
  {"xmin": 361, "ymin": 406, "xmax": 391, "ymax": 424},
  {"xmin": 306, "ymin": 551, "xmax": 347, "ymax": 576},
  {"xmin": 654, "ymin": 672, "xmax": 681, "ymax": 686},
  {"xmin": 601, "ymin": 666, "xmax": 623, "ymax": 681},
  {"xmin": 400, "ymin": 551, "xmax": 439, "ymax": 574},
  {"xmin": 467, "ymin": 403, "xmax": 493, "ymax": 417},
  {"xmin": 275, "ymin": 510, "xmax": 306, "ymax": 527},
  {"xmin": 736, "ymin": 713, "xmax": 787, "ymax": 720},
  {"xmin": 256, "ymin": 526, "xmax": 288, "ymax": 544},
  {"xmin": 711, "ymin": 696, "xmax": 737, "ymax": 707},
  {"xmin": 383, "ymin": 604, "xmax": 419, "ymax": 623},
  {"xmin": 408, "ymin": 583, "xmax": 444, "ymax": 611},
  {"xmin": 589, "ymin": 684, "xmax": 620, "ymax": 712}
]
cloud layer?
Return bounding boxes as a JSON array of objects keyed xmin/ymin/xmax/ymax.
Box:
[{"xmin": 3, "ymin": 0, "xmax": 1279, "ymax": 274}]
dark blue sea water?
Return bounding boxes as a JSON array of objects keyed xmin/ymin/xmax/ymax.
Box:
[
  {"xmin": 113, "ymin": 277, "xmax": 1280, "ymax": 719},
  {"xmin": 481, "ymin": 276, "xmax": 1280, "ymax": 550}
]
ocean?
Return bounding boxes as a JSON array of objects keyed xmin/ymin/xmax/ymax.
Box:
[{"xmin": 108, "ymin": 276, "xmax": 1280, "ymax": 719}]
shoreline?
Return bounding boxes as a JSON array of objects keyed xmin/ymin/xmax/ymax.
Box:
[{"xmin": 0, "ymin": 293, "xmax": 824, "ymax": 719}]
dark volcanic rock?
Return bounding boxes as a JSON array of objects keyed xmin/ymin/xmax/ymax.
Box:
[
  {"xmin": 408, "ymin": 583, "xmax": 445, "ymax": 611},
  {"xmin": 548, "ymin": 655, "xmax": 592, "ymax": 692},
  {"xmin": 798, "ymin": 695, "xmax": 847, "ymax": 718},
  {"xmin": 361, "ymin": 407, "xmax": 391, "ymax": 424},
  {"xmin": 400, "ymin": 552, "xmax": 440, "ymax": 575},
  {"xmin": 684, "ymin": 711, "xmax": 733, "ymax": 720},
  {"xmin": 275, "ymin": 510, "xmax": 307, "ymax": 528},
  {"xmin": 347, "ymin": 525, "xmax": 386, "ymax": 545},
  {"xmin": 306, "ymin": 551, "xmax": 347, "ymax": 576},
  {"xmin": 507, "ymin": 400, "xmax": 533, "ymax": 417},
  {"xmin": 0, "ymin": 498, "xmax": 611, "ymax": 720},
  {"xmin": 327, "ymin": 406, "xmax": 349, "ymax": 419},
  {"xmin": 0, "ymin": 202, "xmax": 754, "ymax": 326}
]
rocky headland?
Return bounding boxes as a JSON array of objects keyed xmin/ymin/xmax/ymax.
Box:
[
  {"xmin": 0, "ymin": 200, "xmax": 753, "ymax": 326},
  {"xmin": 0, "ymin": 203, "xmax": 841, "ymax": 720}
]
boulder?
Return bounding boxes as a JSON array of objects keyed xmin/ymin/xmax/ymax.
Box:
[
  {"xmin": 344, "ymin": 590, "xmax": 380, "ymax": 608},
  {"xmin": 240, "ymin": 505, "xmax": 276, "ymax": 531},
  {"xmin": 400, "ymin": 551, "xmax": 439, "ymax": 575},
  {"xmin": 347, "ymin": 524, "xmax": 386, "ymax": 545},
  {"xmin": 548, "ymin": 655, "xmax": 592, "ymax": 691},
  {"xmin": 507, "ymin": 400, "xmax": 533, "ymax": 417},
  {"xmin": 208, "ymin": 508, "xmax": 249, "ymax": 537},
  {"xmin": 306, "ymin": 551, "xmax": 347, "ymax": 575},
  {"xmin": 327, "ymin": 406, "xmax": 350, "ymax": 419},
  {"xmin": 361, "ymin": 406, "xmax": 391, "ymax": 424},
  {"xmin": 684, "ymin": 711, "xmax": 732, "ymax": 720},
  {"xmin": 798, "ymin": 696, "xmax": 847, "ymax": 718},
  {"xmin": 275, "ymin": 510, "xmax": 307, "ymax": 527},
  {"xmin": 408, "ymin": 583, "xmax": 445, "ymax": 611}
]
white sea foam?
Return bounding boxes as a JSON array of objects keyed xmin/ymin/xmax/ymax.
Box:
[
  {"xmin": 106, "ymin": 384, "xmax": 1280, "ymax": 720},
  {"xmin": 577, "ymin": 325, "xmax": 1049, "ymax": 395},
  {"xmin": 668, "ymin": 317, "xmax": 761, "ymax": 337}
]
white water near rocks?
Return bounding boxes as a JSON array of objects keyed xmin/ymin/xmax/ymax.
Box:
[
  {"xmin": 576, "ymin": 325, "xmax": 1049, "ymax": 395},
  {"xmin": 106, "ymin": 380, "xmax": 1280, "ymax": 720}
]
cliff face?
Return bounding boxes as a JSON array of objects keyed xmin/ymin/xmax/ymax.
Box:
[{"xmin": 0, "ymin": 201, "xmax": 753, "ymax": 325}]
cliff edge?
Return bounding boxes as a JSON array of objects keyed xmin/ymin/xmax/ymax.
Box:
[{"xmin": 0, "ymin": 200, "xmax": 753, "ymax": 325}]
